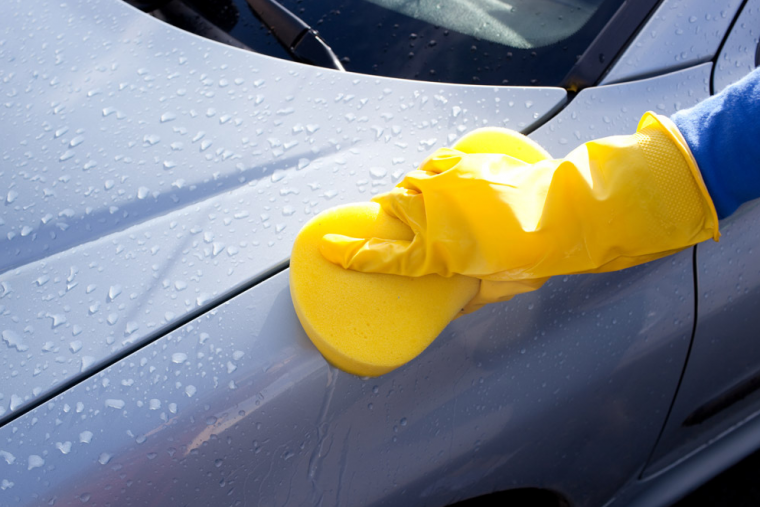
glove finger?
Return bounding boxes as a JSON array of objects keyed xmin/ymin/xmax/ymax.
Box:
[
  {"xmin": 419, "ymin": 147, "xmax": 464, "ymax": 174},
  {"xmin": 391, "ymin": 171, "xmax": 432, "ymax": 194},
  {"xmin": 383, "ymin": 149, "xmax": 463, "ymax": 196},
  {"xmin": 319, "ymin": 233, "xmax": 430, "ymax": 277},
  {"xmin": 456, "ymin": 277, "xmax": 550, "ymax": 317},
  {"xmin": 372, "ymin": 188, "xmax": 427, "ymax": 233}
]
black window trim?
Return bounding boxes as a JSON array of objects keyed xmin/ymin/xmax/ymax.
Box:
[{"xmin": 560, "ymin": 0, "xmax": 662, "ymax": 91}]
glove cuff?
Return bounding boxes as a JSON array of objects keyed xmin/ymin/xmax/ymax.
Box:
[{"xmin": 636, "ymin": 112, "xmax": 720, "ymax": 241}]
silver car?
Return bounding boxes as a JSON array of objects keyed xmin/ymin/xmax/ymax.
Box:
[{"xmin": 1, "ymin": 0, "xmax": 759, "ymax": 505}]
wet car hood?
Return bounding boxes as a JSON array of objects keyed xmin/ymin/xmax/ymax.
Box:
[{"xmin": 0, "ymin": 0, "xmax": 566, "ymax": 422}]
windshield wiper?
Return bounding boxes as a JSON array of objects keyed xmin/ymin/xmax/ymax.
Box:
[{"xmin": 245, "ymin": 0, "xmax": 345, "ymax": 71}]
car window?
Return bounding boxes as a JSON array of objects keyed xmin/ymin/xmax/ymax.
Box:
[{"xmin": 148, "ymin": 0, "xmax": 626, "ymax": 85}]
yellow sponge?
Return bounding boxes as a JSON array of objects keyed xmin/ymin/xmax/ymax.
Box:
[{"xmin": 290, "ymin": 202, "xmax": 479, "ymax": 377}]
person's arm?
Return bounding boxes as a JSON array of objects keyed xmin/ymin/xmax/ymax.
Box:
[
  {"xmin": 672, "ymin": 67, "xmax": 760, "ymax": 219},
  {"xmin": 318, "ymin": 113, "xmax": 720, "ymax": 314},
  {"xmin": 316, "ymin": 71, "xmax": 760, "ymax": 314}
]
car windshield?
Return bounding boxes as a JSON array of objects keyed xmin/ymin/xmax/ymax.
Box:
[
  {"xmin": 367, "ymin": 0, "xmax": 604, "ymax": 49},
  {"xmin": 162, "ymin": 0, "xmax": 625, "ymax": 86}
]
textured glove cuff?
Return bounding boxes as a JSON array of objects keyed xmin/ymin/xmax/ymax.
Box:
[{"xmin": 637, "ymin": 112, "xmax": 720, "ymax": 241}]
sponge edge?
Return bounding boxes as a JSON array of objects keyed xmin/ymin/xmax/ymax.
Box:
[{"xmin": 290, "ymin": 202, "xmax": 480, "ymax": 377}]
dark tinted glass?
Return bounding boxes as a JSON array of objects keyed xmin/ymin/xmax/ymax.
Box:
[{"xmin": 164, "ymin": 0, "xmax": 627, "ymax": 86}]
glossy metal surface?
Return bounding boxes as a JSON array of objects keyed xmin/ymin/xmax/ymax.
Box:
[
  {"xmin": 618, "ymin": 393, "xmax": 760, "ymax": 506},
  {"xmin": 643, "ymin": 200, "xmax": 760, "ymax": 476},
  {"xmin": 0, "ymin": 56, "xmax": 717, "ymax": 507},
  {"xmin": 532, "ymin": 63, "xmax": 713, "ymax": 157},
  {"xmin": 0, "ymin": 0, "xmax": 566, "ymax": 422},
  {"xmin": 641, "ymin": 22, "xmax": 760, "ymax": 476},
  {"xmin": 0, "ymin": 251, "xmax": 696, "ymax": 506},
  {"xmin": 600, "ymin": 0, "xmax": 742, "ymax": 85},
  {"xmin": 712, "ymin": 0, "xmax": 760, "ymax": 94}
]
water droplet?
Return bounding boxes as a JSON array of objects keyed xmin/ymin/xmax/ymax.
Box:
[
  {"xmin": 172, "ymin": 352, "xmax": 188, "ymax": 364},
  {"xmin": 27, "ymin": 455, "xmax": 44, "ymax": 471},
  {"xmin": 143, "ymin": 134, "xmax": 160, "ymax": 145},
  {"xmin": 160, "ymin": 112, "xmax": 176, "ymax": 123},
  {"xmin": 70, "ymin": 340, "xmax": 83, "ymax": 353},
  {"xmin": 369, "ymin": 167, "xmax": 387, "ymax": 178},
  {"xmin": 108, "ymin": 285, "xmax": 122, "ymax": 301},
  {"xmin": 80, "ymin": 431, "xmax": 94, "ymax": 444},
  {"xmin": 149, "ymin": 399, "xmax": 161, "ymax": 410},
  {"xmin": 185, "ymin": 385, "xmax": 197, "ymax": 397},
  {"xmin": 81, "ymin": 356, "xmax": 95, "ymax": 372},
  {"xmin": 105, "ymin": 399, "xmax": 125, "ymax": 409},
  {"xmin": 98, "ymin": 452, "xmax": 112, "ymax": 465},
  {"xmin": 2, "ymin": 330, "xmax": 28, "ymax": 352},
  {"xmin": 47, "ymin": 313, "xmax": 67, "ymax": 328},
  {"xmin": 56, "ymin": 441, "xmax": 72, "ymax": 454},
  {"xmin": 10, "ymin": 394, "xmax": 23, "ymax": 411},
  {"xmin": 6, "ymin": 190, "xmax": 19, "ymax": 204}
]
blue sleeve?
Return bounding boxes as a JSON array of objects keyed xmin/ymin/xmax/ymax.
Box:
[{"xmin": 671, "ymin": 67, "xmax": 760, "ymax": 219}]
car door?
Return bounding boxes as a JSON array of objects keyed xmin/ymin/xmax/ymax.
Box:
[{"xmin": 642, "ymin": 0, "xmax": 760, "ymax": 478}]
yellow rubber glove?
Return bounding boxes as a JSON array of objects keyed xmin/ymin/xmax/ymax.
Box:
[{"xmin": 320, "ymin": 112, "xmax": 720, "ymax": 314}]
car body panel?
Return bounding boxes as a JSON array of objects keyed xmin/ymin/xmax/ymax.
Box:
[
  {"xmin": 712, "ymin": 0, "xmax": 760, "ymax": 94},
  {"xmin": 0, "ymin": 251, "xmax": 697, "ymax": 507},
  {"xmin": 616, "ymin": 395, "xmax": 760, "ymax": 506},
  {"xmin": 0, "ymin": 0, "xmax": 566, "ymax": 423},
  {"xmin": 643, "ymin": 200, "xmax": 760, "ymax": 476},
  {"xmin": 641, "ymin": 14, "xmax": 760, "ymax": 476},
  {"xmin": 532, "ymin": 63, "xmax": 712, "ymax": 157},
  {"xmin": 600, "ymin": 0, "xmax": 742, "ymax": 85},
  {"xmin": 0, "ymin": 60, "xmax": 716, "ymax": 506}
]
